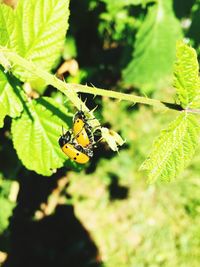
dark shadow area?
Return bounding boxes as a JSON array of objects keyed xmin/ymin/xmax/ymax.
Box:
[
  {"xmin": 0, "ymin": 170, "xmax": 102, "ymax": 267},
  {"xmin": 86, "ymin": 125, "xmax": 129, "ymax": 175},
  {"xmin": 173, "ymin": 0, "xmax": 195, "ymax": 19},
  {"xmin": 2, "ymin": 205, "xmax": 101, "ymax": 267},
  {"xmin": 69, "ymin": 0, "xmax": 103, "ymax": 67},
  {"xmin": 0, "ymin": 118, "xmax": 21, "ymax": 179},
  {"xmin": 186, "ymin": 1, "xmax": 200, "ymax": 48},
  {"xmin": 107, "ymin": 173, "xmax": 129, "ymax": 201},
  {"xmin": 85, "ymin": 142, "xmax": 116, "ymax": 174},
  {"xmin": 161, "ymin": 102, "xmax": 183, "ymax": 111},
  {"xmin": 68, "ymin": 0, "xmax": 133, "ymax": 88}
]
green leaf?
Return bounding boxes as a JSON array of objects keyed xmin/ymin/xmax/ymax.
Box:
[
  {"xmin": 11, "ymin": 97, "xmax": 73, "ymax": 176},
  {"xmin": 141, "ymin": 113, "xmax": 200, "ymax": 183},
  {"xmin": 173, "ymin": 41, "xmax": 200, "ymax": 108},
  {"xmin": 0, "ymin": 197, "xmax": 15, "ymax": 234},
  {"xmin": 0, "ymin": 0, "xmax": 70, "ymax": 88},
  {"xmin": 0, "ymin": 3, "xmax": 14, "ymax": 46},
  {"xmin": 123, "ymin": 0, "xmax": 182, "ymax": 93},
  {"xmin": 0, "ymin": 177, "xmax": 16, "ymax": 234},
  {"xmin": 0, "ymin": 68, "xmax": 23, "ymax": 128}
]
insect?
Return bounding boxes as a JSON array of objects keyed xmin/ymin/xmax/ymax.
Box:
[
  {"xmin": 58, "ymin": 129, "xmax": 93, "ymax": 164},
  {"xmin": 73, "ymin": 110, "xmax": 94, "ymax": 148}
]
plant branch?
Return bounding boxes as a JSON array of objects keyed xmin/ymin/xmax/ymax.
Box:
[
  {"xmin": 0, "ymin": 47, "xmax": 198, "ymax": 115},
  {"xmin": 65, "ymin": 83, "xmax": 184, "ymax": 111}
]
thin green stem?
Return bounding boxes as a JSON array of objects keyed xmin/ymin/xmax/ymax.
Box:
[
  {"xmin": 65, "ymin": 83, "xmax": 182, "ymax": 111},
  {"xmin": 67, "ymin": 84, "xmax": 164, "ymax": 107},
  {"xmin": 0, "ymin": 47, "xmax": 197, "ymax": 115}
]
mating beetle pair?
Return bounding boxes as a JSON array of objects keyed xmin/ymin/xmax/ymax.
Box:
[{"xmin": 58, "ymin": 110, "xmax": 96, "ymax": 164}]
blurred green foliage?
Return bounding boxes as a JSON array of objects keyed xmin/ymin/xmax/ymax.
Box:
[
  {"xmin": 68, "ymin": 104, "xmax": 200, "ymax": 267},
  {"xmin": 0, "ymin": 176, "xmax": 16, "ymax": 235},
  {"xmin": 0, "ymin": 0, "xmax": 200, "ymax": 267},
  {"xmin": 123, "ymin": 0, "xmax": 182, "ymax": 93}
]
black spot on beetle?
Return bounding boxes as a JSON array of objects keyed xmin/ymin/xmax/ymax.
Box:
[
  {"xmin": 76, "ymin": 153, "xmax": 79, "ymax": 156},
  {"xmin": 74, "ymin": 157, "xmax": 77, "ymax": 160}
]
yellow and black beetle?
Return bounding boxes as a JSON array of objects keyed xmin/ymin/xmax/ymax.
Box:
[
  {"xmin": 58, "ymin": 130, "xmax": 93, "ymax": 164},
  {"xmin": 73, "ymin": 110, "xmax": 94, "ymax": 148}
]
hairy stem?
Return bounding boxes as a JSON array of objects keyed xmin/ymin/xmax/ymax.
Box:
[
  {"xmin": 0, "ymin": 47, "xmax": 194, "ymax": 115},
  {"xmin": 65, "ymin": 83, "xmax": 183, "ymax": 111}
]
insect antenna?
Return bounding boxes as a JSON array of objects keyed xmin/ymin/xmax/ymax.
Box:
[{"xmin": 62, "ymin": 125, "xmax": 64, "ymax": 135}]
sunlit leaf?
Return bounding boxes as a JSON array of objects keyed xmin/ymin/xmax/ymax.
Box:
[
  {"xmin": 11, "ymin": 97, "xmax": 72, "ymax": 176},
  {"xmin": 141, "ymin": 113, "xmax": 200, "ymax": 183},
  {"xmin": 0, "ymin": 68, "xmax": 23, "ymax": 128},
  {"xmin": 0, "ymin": 0, "xmax": 70, "ymax": 89},
  {"xmin": 0, "ymin": 3, "xmax": 15, "ymax": 46},
  {"xmin": 174, "ymin": 41, "xmax": 200, "ymax": 108}
]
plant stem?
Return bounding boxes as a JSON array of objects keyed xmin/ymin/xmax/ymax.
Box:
[
  {"xmin": 65, "ymin": 83, "xmax": 183, "ymax": 111},
  {"xmin": 1, "ymin": 50, "xmax": 85, "ymax": 110},
  {"xmin": 0, "ymin": 48, "xmax": 195, "ymax": 114}
]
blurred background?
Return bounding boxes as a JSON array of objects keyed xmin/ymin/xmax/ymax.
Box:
[{"xmin": 1, "ymin": 0, "xmax": 200, "ymax": 266}]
